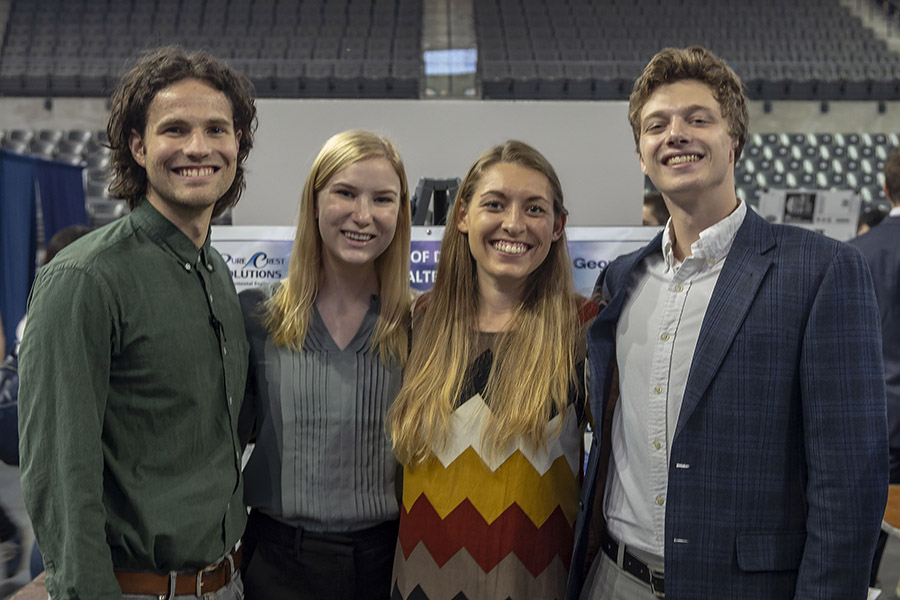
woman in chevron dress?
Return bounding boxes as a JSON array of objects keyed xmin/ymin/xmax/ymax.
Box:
[{"xmin": 388, "ymin": 140, "xmax": 595, "ymax": 600}]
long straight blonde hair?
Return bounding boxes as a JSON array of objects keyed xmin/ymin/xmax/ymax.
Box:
[
  {"xmin": 264, "ymin": 130, "xmax": 411, "ymax": 364},
  {"xmin": 389, "ymin": 140, "xmax": 579, "ymax": 466}
]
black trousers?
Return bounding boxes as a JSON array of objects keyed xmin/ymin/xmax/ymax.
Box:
[
  {"xmin": 242, "ymin": 510, "xmax": 398, "ymax": 600},
  {"xmin": 0, "ymin": 503, "xmax": 16, "ymax": 541}
]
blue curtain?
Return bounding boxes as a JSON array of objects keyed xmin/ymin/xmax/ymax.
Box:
[
  {"xmin": 0, "ymin": 151, "xmax": 87, "ymax": 349},
  {"xmin": 0, "ymin": 150, "xmax": 37, "ymax": 348},
  {"xmin": 36, "ymin": 158, "xmax": 87, "ymax": 243}
]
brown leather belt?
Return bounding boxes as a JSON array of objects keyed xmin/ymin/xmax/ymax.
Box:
[{"xmin": 114, "ymin": 547, "xmax": 242, "ymax": 597}]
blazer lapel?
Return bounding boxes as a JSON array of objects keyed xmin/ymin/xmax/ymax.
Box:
[{"xmin": 674, "ymin": 210, "xmax": 775, "ymax": 439}]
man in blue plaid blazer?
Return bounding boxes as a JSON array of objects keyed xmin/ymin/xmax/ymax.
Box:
[{"xmin": 567, "ymin": 46, "xmax": 888, "ymax": 599}]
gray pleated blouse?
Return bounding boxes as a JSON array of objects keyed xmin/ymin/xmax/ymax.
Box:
[{"xmin": 239, "ymin": 281, "xmax": 402, "ymax": 532}]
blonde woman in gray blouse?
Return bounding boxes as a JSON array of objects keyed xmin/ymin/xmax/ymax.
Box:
[{"xmin": 238, "ymin": 130, "xmax": 411, "ymax": 600}]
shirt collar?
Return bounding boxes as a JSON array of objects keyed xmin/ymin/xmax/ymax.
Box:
[
  {"xmin": 130, "ymin": 199, "xmax": 215, "ymax": 271},
  {"xmin": 890, "ymin": 206, "xmax": 900, "ymax": 217},
  {"xmin": 661, "ymin": 199, "xmax": 747, "ymax": 271}
]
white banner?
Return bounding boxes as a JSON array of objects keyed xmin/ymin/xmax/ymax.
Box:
[{"xmin": 211, "ymin": 226, "xmax": 660, "ymax": 295}]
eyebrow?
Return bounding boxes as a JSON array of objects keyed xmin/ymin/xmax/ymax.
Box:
[
  {"xmin": 155, "ymin": 116, "xmax": 233, "ymax": 129},
  {"xmin": 480, "ymin": 189, "xmax": 550, "ymax": 204},
  {"xmin": 642, "ymin": 104, "xmax": 718, "ymax": 123},
  {"xmin": 330, "ymin": 180, "xmax": 399, "ymax": 196}
]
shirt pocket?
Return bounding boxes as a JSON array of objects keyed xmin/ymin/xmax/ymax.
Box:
[{"xmin": 735, "ymin": 530, "xmax": 806, "ymax": 572}]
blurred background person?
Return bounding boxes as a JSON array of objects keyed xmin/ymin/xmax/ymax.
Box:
[
  {"xmin": 850, "ymin": 147, "xmax": 900, "ymax": 589},
  {"xmin": 642, "ymin": 190, "xmax": 670, "ymax": 226}
]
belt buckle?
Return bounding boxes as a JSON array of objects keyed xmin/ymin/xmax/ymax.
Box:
[
  {"xmin": 195, "ymin": 559, "xmax": 222, "ymax": 597},
  {"xmin": 649, "ymin": 567, "xmax": 665, "ymax": 598}
]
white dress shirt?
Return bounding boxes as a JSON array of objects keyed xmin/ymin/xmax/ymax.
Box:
[{"xmin": 604, "ymin": 201, "xmax": 747, "ymax": 557}]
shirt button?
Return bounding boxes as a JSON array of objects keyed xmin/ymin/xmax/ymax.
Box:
[
  {"xmin": 674, "ymin": 284, "xmax": 684, "ymax": 292},
  {"xmin": 206, "ymin": 263, "xmax": 213, "ymax": 271},
  {"xmin": 223, "ymin": 347, "xmax": 228, "ymax": 356},
  {"xmin": 656, "ymin": 495, "xmax": 665, "ymax": 506},
  {"xmin": 228, "ymin": 396, "xmax": 233, "ymax": 406},
  {"xmin": 209, "ymin": 294, "xmax": 214, "ymax": 303},
  {"xmin": 707, "ymin": 257, "xmax": 716, "ymax": 266},
  {"xmin": 653, "ymin": 440, "xmax": 662, "ymax": 450},
  {"xmin": 660, "ymin": 333, "xmax": 670, "ymax": 341},
  {"xmin": 184, "ymin": 262, "xmax": 192, "ymax": 271},
  {"xmin": 654, "ymin": 385, "xmax": 663, "ymax": 394}
]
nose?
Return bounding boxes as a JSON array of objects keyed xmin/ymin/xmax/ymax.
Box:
[
  {"xmin": 667, "ymin": 117, "xmax": 689, "ymax": 144},
  {"xmin": 184, "ymin": 131, "xmax": 211, "ymax": 157},
  {"xmin": 502, "ymin": 205, "xmax": 525, "ymax": 235},
  {"xmin": 353, "ymin": 197, "xmax": 373, "ymax": 224}
]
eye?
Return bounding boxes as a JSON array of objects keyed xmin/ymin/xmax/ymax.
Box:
[
  {"xmin": 374, "ymin": 195, "xmax": 396, "ymax": 204},
  {"xmin": 209, "ymin": 126, "xmax": 227, "ymax": 135},
  {"xmin": 526, "ymin": 204, "xmax": 547, "ymax": 214},
  {"xmin": 482, "ymin": 199, "xmax": 502, "ymax": 210},
  {"xmin": 335, "ymin": 189, "xmax": 354, "ymax": 198},
  {"xmin": 164, "ymin": 126, "xmax": 185, "ymax": 135}
]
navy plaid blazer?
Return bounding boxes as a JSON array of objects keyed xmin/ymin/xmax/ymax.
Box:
[{"xmin": 567, "ymin": 208, "xmax": 888, "ymax": 599}]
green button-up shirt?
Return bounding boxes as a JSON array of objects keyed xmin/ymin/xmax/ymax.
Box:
[{"xmin": 18, "ymin": 200, "xmax": 248, "ymax": 599}]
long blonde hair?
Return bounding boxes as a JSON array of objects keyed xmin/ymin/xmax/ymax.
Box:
[
  {"xmin": 389, "ymin": 140, "xmax": 579, "ymax": 465},
  {"xmin": 264, "ymin": 130, "xmax": 411, "ymax": 364}
]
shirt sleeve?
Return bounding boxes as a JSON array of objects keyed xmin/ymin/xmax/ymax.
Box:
[
  {"xmin": 796, "ymin": 243, "xmax": 889, "ymax": 597},
  {"xmin": 18, "ymin": 263, "xmax": 123, "ymax": 599}
]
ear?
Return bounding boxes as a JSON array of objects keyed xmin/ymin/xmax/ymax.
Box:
[
  {"xmin": 639, "ymin": 152, "xmax": 648, "ymax": 175},
  {"xmin": 235, "ymin": 128, "xmax": 242, "ymax": 145},
  {"xmin": 456, "ymin": 202, "xmax": 469, "ymax": 234},
  {"xmin": 129, "ymin": 129, "xmax": 146, "ymax": 168},
  {"xmin": 552, "ymin": 210, "xmax": 567, "ymax": 241}
]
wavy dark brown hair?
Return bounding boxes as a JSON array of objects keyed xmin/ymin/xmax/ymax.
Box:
[{"xmin": 107, "ymin": 45, "xmax": 257, "ymax": 216}]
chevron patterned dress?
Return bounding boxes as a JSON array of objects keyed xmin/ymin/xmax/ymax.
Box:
[{"xmin": 391, "ymin": 345, "xmax": 586, "ymax": 600}]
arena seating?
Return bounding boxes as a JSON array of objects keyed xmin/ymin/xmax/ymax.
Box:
[
  {"xmin": 0, "ymin": 0, "xmax": 423, "ymax": 98},
  {"xmin": 734, "ymin": 132, "xmax": 897, "ymax": 207},
  {"xmin": 477, "ymin": 0, "xmax": 900, "ymax": 100}
]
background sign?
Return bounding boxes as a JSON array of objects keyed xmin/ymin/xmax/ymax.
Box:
[
  {"xmin": 212, "ymin": 226, "xmax": 660, "ymax": 294},
  {"xmin": 757, "ymin": 188, "xmax": 860, "ymax": 241}
]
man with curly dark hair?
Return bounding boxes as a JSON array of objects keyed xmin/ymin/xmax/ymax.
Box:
[{"xmin": 19, "ymin": 46, "xmax": 257, "ymax": 599}]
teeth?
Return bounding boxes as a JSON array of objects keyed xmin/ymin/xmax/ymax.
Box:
[
  {"xmin": 344, "ymin": 231, "xmax": 374, "ymax": 242},
  {"xmin": 177, "ymin": 167, "xmax": 215, "ymax": 177},
  {"xmin": 667, "ymin": 154, "xmax": 700, "ymax": 165},
  {"xmin": 492, "ymin": 241, "xmax": 528, "ymax": 255}
]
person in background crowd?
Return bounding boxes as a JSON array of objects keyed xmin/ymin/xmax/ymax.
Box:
[
  {"xmin": 389, "ymin": 140, "xmax": 595, "ymax": 600},
  {"xmin": 857, "ymin": 202, "xmax": 889, "ymax": 236},
  {"xmin": 568, "ymin": 46, "xmax": 887, "ymax": 600},
  {"xmin": 239, "ymin": 129, "xmax": 411, "ymax": 600},
  {"xmin": 641, "ymin": 191, "xmax": 669, "ymax": 226},
  {"xmin": 18, "ymin": 45, "xmax": 256, "ymax": 599},
  {"xmin": 850, "ymin": 147, "xmax": 900, "ymax": 589},
  {"xmin": 0, "ymin": 309, "xmax": 23, "ymax": 581}
]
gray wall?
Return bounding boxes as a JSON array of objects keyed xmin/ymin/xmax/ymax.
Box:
[
  {"xmin": 237, "ymin": 98, "xmax": 640, "ymax": 226},
  {"xmin": 2, "ymin": 97, "xmax": 900, "ymax": 226}
]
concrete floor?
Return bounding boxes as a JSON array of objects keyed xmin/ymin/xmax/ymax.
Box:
[{"xmin": 1, "ymin": 459, "xmax": 899, "ymax": 598}]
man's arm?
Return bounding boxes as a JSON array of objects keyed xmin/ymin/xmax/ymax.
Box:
[
  {"xmin": 18, "ymin": 264, "xmax": 123, "ymax": 599},
  {"xmin": 795, "ymin": 244, "xmax": 888, "ymax": 597}
]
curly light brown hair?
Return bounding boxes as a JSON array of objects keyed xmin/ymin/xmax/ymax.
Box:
[
  {"xmin": 107, "ymin": 45, "xmax": 257, "ymax": 216},
  {"xmin": 628, "ymin": 46, "xmax": 749, "ymax": 161}
]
